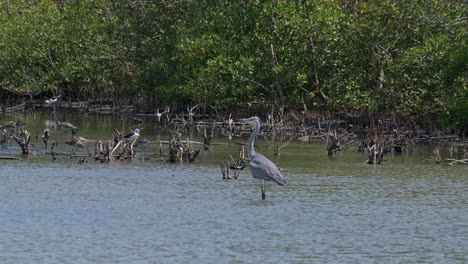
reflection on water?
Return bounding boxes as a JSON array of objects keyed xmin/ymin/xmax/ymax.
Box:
[{"xmin": 0, "ymin": 112, "xmax": 467, "ymax": 263}]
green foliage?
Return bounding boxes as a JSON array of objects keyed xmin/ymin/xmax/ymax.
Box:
[
  {"xmin": 440, "ymin": 84, "xmax": 468, "ymax": 129},
  {"xmin": 0, "ymin": 1, "xmax": 466, "ymax": 130},
  {"xmin": 0, "ymin": 0, "xmax": 60, "ymax": 95}
]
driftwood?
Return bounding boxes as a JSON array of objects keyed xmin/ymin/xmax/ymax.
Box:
[
  {"xmin": 446, "ymin": 159, "xmax": 468, "ymax": 165},
  {"xmin": 0, "ymin": 156, "xmax": 21, "ymax": 160},
  {"xmin": 42, "ymin": 129, "xmax": 50, "ymax": 149},
  {"xmin": 364, "ymin": 135, "xmax": 385, "ymax": 164},
  {"xmin": 326, "ymin": 130, "xmax": 341, "ymax": 158},
  {"xmin": 220, "ymin": 161, "xmax": 231, "ymax": 180},
  {"xmin": 159, "ymin": 141, "xmax": 164, "ymax": 161},
  {"xmin": 93, "ymin": 132, "xmax": 130, "ymax": 163},
  {"xmin": 168, "ymin": 137, "xmax": 200, "ymax": 163},
  {"xmin": 11, "ymin": 129, "xmax": 31, "ymax": 154},
  {"xmin": 203, "ymin": 128, "xmax": 212, "ymax": 150},
  {"xmin": 51, "ymin": 142, "xmax": 58, "ymax": 160},
  {"xmin": 94, "ymin": 139, "xmax": 114, "ymax": 163},
  {"xmin": 2, "ymin": 103, "xmax": 25, "ymax": 113},
  {"xmin": 221, "ymin": 145, "xmax": 247, "ymax": 180},
  {"xmin": 445, "ymin": 144, "xmax": 468, "ymax": 165},
  {"xmin": 109, "ymin": 129, "xmax": 139, "ymax": 159},
  {"xmin": 1, "ymin": 131, "xmax": 8, "ymax": 148},
  {"xmin": 426, "ymin": 145, "xmax": 442, "ymax": 164}
]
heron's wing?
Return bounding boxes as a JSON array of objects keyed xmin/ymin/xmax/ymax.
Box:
[
  {"xmin": 264, "ymin": 163, "xmax": 287, "ymax": 186},
  {"xmin": 250, "ymin": 154, "xmax": 286, "ymax": 186}
]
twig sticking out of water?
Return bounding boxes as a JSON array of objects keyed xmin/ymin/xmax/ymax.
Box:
[
  {"xmin": 159, "ymin": 141, "xmax": 164, "ymax": 161},
  {"xmin": 203, "ymin": 128, "xmax": 212, "ymax": 150},
  {"xmin": 425, "ymin": 145, "xmax": 442, "ymax": 164},
  {"xmin": 221, "ymin": 145, "xmax": 246, "ymax": 180},
  {"xmin": 364, "ymin": 136, "xmax": 385, "ymax": 164},
  {"xmin": 11, "ymin": 129, "xmax": 31, "ymax": 155},
  {"xmin": 42, "ymin": 129, "xmax": 50, "ymax": 149},
  {"xmin": 446, "ymin": 144, "xmax": 468, "ymax": 165},
  {"xmin": 326, "ymin": 130, "xmax": 341, "ymax": 158},
  {"xmin": 220, "ymin": 160, "xmax": 231, "ymax": 180},
  {"xmin": 51, "ymin": 141, "xmax": 57, "ymax": 160},
  {"xmin": 168, "ymin": 136, "xmax": 200, "ymax": 163}
]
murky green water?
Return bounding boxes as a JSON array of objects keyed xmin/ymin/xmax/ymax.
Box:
[{"xmin": 1, "ymin": 112, "xmax": 467, "ymax": 263}]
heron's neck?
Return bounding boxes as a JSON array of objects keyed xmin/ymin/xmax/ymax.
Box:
[{"xmin": 248, "ymin": 122, "xmax": 259, "ymax": 159}]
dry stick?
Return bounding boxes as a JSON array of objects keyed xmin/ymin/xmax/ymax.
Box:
[
  {"xmin": 275, "ymin": 135, "xmax": 296, "ymax": 157},
  {"xmin": 51, "ymin": 141, "xmax": 57, "ymax": 160},
  {"xmin": 446, "ymin": 158, "xmax": 468, "ymax": 165},
  {"xmin": 129, "ymin": 135, "xmax": 139, "ymax": 157},
  {"xmin": 12, "ymin": 129, "xmax": 31, "ymax": 155},
  {"xmin": 221, "ymin": 161, "xmax": 229, "ymax": 180},
  {"xmin": 106, "ymin": 140, "xmax": 114, "ymax": 161},
  {"xmin": 0, "ymin": 156, "xmax": 21, "ymax": 160},
  {"xmin": 110, "ymin": 140, "xmax": 123, "ymax": 157},
  {"xmin": 159, "ymin": 141, "xmax": 164, "ymax": 161}
]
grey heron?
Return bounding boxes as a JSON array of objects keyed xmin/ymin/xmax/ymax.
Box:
[{"xmin": 241, "ymin": 116, "xmax": 286, "ymax": 200}]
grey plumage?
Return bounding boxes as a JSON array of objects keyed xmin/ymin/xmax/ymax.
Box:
[{"xmin": 241, "ymin": 116, "xmax": 286, "ymax": 200}]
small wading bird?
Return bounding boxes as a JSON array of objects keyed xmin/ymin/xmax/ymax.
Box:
[
  {"xmin": 241, "ymin": 116, "xmax": 286, "ymax": 200},
  {"xmin": 123, "ymin": 128, "xmax": 140, "ymax": 142}
]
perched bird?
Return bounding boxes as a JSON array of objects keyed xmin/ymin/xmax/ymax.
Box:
[
  {"xmin": 45, "ymin": 95, "xmax": 61, "ymax": 105},
  {"xmin": 241, "ymin": 116, "xmax": 286, "ymax": 200},
  {"xmin": 123, "ymin": 128, "xmax": 140, "ymax": 142}
]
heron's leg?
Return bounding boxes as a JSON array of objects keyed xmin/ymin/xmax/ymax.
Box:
[{"xmin": 261, "ymin": 180, "xmax": 266, "ymax": 200}]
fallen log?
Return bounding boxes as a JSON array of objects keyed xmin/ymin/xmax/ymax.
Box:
[{"xmin": 0, "ymin": 156, "xmax": 21, "ymax": 160}]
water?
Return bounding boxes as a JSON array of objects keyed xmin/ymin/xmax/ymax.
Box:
[{"xmin": 1, "ymin": 113, "xmax": 467, "ymax": 263}]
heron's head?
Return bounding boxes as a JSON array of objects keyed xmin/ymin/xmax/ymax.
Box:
[
  {"xmin": 240, "ymin": 116, "xmax": 262, "ymax": 126},
  {"xmin": 134, "ymin": 128, "xmax": 140, "ymax": 133}
]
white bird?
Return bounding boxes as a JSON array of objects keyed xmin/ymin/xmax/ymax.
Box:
[
  {"xmin": 45, "ymin": 95, "xmax": 61, "ymax": 105},
  {"xmin": 123, "ymin": 128, "xmax": 140, "ymax": 142},
  {"xmin": 241, "ymin": 116, "xmax": 286, "ymax": 200}
]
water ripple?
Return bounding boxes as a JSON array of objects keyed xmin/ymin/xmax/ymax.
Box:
[{"xmin": 0, "ymin": 153, "xmax": 467, "ymax": 263}]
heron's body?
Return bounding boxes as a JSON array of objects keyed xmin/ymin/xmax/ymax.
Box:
[
  {"xmin": 249, "ymin": 153, "xmax": 286, "ymax": 185},
  {"xmin": 241, "ymin": 116, "xmax": 286, "ymax": 199}
]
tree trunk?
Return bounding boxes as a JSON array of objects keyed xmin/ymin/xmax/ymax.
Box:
[
  {"xmin": 308, "ymin": 36, "xmax": 329, "ymax": 102},
  {"xmin": 269, "ymin": 43, "xmax": 285, "ymax": 118}
]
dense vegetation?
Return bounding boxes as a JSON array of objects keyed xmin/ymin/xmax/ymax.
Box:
[{"xmin": 0, "ymin": 1, "xmax": 466, "ymax": 129}]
